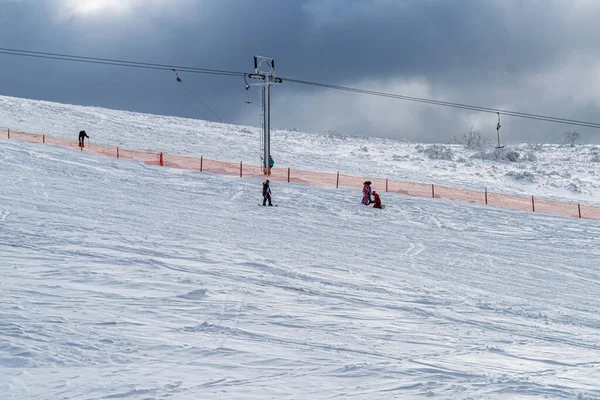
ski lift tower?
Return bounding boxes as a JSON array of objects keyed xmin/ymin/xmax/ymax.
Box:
[{"xmin": 245, "ymin": 56, "xmax": 282, "ymax": 174}]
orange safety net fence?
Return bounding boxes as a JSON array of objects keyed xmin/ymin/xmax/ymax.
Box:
[{"xmin": 2, "ymin": 129, "xmax": 599, "ymax": 220}]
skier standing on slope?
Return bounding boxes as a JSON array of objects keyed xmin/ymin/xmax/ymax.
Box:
[
  {"xmin": 362, "ymin": 181, "xmax": 372, "ymax": 205},
  {"xmin": 262, "ymin": 179, "xmax": 273, "ymax": 206},
  {"xmin": 372, "ymin": 190, "xmax": 383, "ymax": 209},
  {"xmin": 268, "ymin": 154, "xmax": 274, "ymax": 176},
  {"xmin": 78, "ymin": 130, "xmax": 89, "ymax": 148}
]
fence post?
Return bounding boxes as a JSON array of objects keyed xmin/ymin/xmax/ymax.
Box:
[
  {"xmin": 287, "ymin": 167, "xmax": 290, "ymax": 183},
  {"xmin": 578, "ymin": 203, "xmax": 582, "ymax": 219},
  {"xmin": 386, "ymin": 178, "xmax": 388, "ymax": 192},
  {"xmin": 200, "ymin": 156, "xmax": 203, "ymax": 172},
  {"xmin": 336, "ymin": 171, "xmax": 339, "ymax": 188},
  {"xmin": 116, "ymin": 147, "xmax": 119, "ymax": 159},
  {"xmin": 240, "ymin": 161, "xmax": 243, "ymax": 177},
  {"xmin": 531, "ymin": 195, "xmax": 535, "ymax": 212},
  {"xmin": 159, "ymin": 152, "xmax": 163, "ymax": 166},
  {"xmin": 431, "ymin": 184, "xmax": 435, "ymax": 198},
  {"xmin": 7, "ymin": 129, "xmax": 9, "ymax": 139},
  {"xmin": 42, "ymin": 134, "xmax": 45, "ymax": 144},
  {"xmin": 485, "ymin": 187, "xmax": 488, "ymax": 205}
]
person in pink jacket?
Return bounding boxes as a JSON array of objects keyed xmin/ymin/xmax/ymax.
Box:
[{"xmin": 362, "ymin": 181, "xmax": 372, "ymax": 205}]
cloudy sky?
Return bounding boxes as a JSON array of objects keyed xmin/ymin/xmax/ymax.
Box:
[{"xmin": 1, "ymin": 0, "xmax": 600, "ymax": 143}]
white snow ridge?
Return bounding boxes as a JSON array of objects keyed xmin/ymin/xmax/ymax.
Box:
[{"xmin": 1, "ymin": 95, "xmax": 599, "ymax": 399}]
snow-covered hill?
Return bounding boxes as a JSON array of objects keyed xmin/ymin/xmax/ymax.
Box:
[
  {"xmin": 1, "ymin": 95, "xmax": 599, "ymax": 204},
  {"xmin": 1, "ymin": 96, "xmax": 600, "ymax": 399}
]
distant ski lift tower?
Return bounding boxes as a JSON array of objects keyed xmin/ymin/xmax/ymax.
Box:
[{"xmin": 246, "ymin": 56, "xmax": 282, "ymax": 174}]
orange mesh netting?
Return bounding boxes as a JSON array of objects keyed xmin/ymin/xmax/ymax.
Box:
[
  {"xmin": 7, "ymin": 130, "xmax": 45, "ymax": 143},
  {"xmin": 3, "ymin": 130, "xmax": 599, "ymax": 220}
]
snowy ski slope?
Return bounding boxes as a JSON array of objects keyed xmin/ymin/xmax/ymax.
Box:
[
  {"xmin": 1, "ymin": 96, "xmax": 600, "ymax": 399},
  {"xmin": 1, "ymin": 95, "xmax": 599, "ymax": 204}
]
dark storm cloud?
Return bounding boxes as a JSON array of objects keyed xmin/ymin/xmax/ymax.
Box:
[{"xmin": 1, "ymin": 0, "xmax": 600, "ymax": 143}]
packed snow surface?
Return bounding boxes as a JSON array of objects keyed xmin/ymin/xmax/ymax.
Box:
[{"xmin": 1, "ymin": 96, "xmax": 600, "ymax": 399}]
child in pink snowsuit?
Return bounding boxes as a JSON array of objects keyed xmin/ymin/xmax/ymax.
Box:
[{"xmin": 362, "ymin": 181, "xmax": 372, "ymax": 205}]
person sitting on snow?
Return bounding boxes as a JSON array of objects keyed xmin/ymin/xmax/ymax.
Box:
[
  {"xmin": 362, "ymin": 181, "xmax": 372, "ymax": 205},
  {"xmin": 372, "ymin": 190, "xmax": 382, "ymax": 209}
]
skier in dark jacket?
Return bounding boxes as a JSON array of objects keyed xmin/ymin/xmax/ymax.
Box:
[
  {"xmin": 262, "ymin": 179, "xmax": 273, "ymax": 206},
  {"xmin": 78, "ymin": 130, "xmax": 89, "ymax": 148}
]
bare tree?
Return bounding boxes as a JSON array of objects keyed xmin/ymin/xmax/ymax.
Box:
[
  {"xmin": 561, "ymin": 130, "xmax": 580, "ymax": 147},
  {"xmin": 451, "ymin": 128, "xmax": 490, "ymax": 150}
]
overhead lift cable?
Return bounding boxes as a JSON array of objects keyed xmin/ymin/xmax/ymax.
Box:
[
  {"xmin": 0, "ymin": 47, "xmax": 245, "ymax": 77},
  {"xmin": 2, "ymin": 47, "xmax": 600, "ymax": 130},
  {"xmin": 280, "ymin": 77, "xmax": 600, "ymax": 129},
  {"xmin": 172, "ymin": 70, "xmax": 223, "ymax": 122}
]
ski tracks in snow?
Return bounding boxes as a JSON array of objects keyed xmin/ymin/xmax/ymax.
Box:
[{"xmin": 2, "ymin": 140, "xmax": 600, "ymax": 399}]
